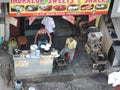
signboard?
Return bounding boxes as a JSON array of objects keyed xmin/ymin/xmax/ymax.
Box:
[
  {"xmin": 15, "ymin": 61, "xmax": 29, "ymax": 68},
  {"xmin": 10, "ymin": 0, "xmax": 111, "ymax": 17}
]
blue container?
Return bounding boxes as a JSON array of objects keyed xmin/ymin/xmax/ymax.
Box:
[
  {"xmin": 0, "ymin": 37, "xmax": 3, "ymax": 44},
  {"xmin": 15, "ymin": 80, "xmax": 23, "ymax": 90}
]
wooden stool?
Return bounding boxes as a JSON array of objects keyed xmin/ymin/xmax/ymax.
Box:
[{"xmin": 17, "ymin": 36, "xmax": 27, "ymax": 50}]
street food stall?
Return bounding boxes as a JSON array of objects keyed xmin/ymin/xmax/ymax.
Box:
[
  {"xmin": 12, "ymin": 44, "xmax": 59, "ymax": 79},
  {"xmin": 9, "ymin": 0, "xmax": 111, "ymax": 78},
  {"xmin": 9, "ymin": 0, "xmax": 112, "ymax": 89}
]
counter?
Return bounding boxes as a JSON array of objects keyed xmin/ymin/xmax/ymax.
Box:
[{"xmin": 13, "ymin": 51, "xmax": 54, "ymax": 78}]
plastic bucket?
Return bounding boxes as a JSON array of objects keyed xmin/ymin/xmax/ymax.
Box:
[{"xmin": 0, "ymin": 37, "xmax": 3, "ymax": 44}]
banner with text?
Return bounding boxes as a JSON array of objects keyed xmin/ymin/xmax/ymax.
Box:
[{"xmin": 10, "ymin": 0, "xmax": 111, "ymax": 17}]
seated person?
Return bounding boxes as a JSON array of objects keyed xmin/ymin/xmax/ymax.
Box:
[
  {"xmin": 34, "ymin": 25, "xmax": 52, "ymax": 49},
  {"xmin": 60, "ymin": 36, "xmax": 77, "ymax": 63}
]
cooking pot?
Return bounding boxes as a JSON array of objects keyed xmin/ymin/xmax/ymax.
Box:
[
  {"xmin": 41, "ymin": 43, "xmax": 51, "ymax": 51},
  {"xmin": 44, "ymin": 46, "xmax": 50, "ymax": 51}
]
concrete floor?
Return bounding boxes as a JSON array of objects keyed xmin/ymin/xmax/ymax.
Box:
[
  {"xmin": 26, "ymin": 77, "xmax": 112, "ymax": 90},
  {"xmin": 0, "ymin": 38, "xmax": 113, "ymax": 90}
]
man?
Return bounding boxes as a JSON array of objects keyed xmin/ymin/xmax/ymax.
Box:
[
  {"xmin": 41, "ymin": 16, "xmax": 55, "ymax": 45},
  {"xmin": 34, "ymin": 25, "xmax": 52, "ymax": 49},
  {"xmin": 60, "ymin": 36, "xmax": 77, "ymax": 63}
]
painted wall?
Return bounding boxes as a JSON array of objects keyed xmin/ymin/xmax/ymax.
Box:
[{"xmin": 99, "ymin": 16, "xmax": 113, "ymax": 55}]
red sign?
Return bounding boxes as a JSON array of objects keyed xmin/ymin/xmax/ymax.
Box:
[
  {"xmin": 62, "ymin": 16, "xmax": 75, "ymax": 24},
  {"xmin": 89, "ymin": 14, "xmax": 100, "ymax": 22},
  {"xmin": 29, "ymin": 16, "xmax": 36, "ymax": 25}
]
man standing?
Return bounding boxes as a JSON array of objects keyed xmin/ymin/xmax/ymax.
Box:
[
  {"xmin": 34, "ymin": 25, "xmax": 52, "ymax": 49},
  {"xmin": 41, "ymin": 16, "xmax": 55, "ymax": 46}
]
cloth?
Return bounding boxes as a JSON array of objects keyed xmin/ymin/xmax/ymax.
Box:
[
  {"xmin": 108, "ymin": 71, "xmax": 120, "ymax": 87},
  {"xmin": 114, "ymin": 85, "xmax": 120, "ymax": 90},
  {"xmin": 60, "ymin": 47, "xmax": 74, "ymax": 63},
  {"xmin": 66, "ymin": 38, "xmax": 77, "ymax": 49},
  {"xmin": 41, "ymin": 17, "xmax": 55, "ymax": 33}
]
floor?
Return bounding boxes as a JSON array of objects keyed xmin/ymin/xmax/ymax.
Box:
[
  {"xmin": 0, "ymin": 16, "xmax": 114, "ymax": 90},
  {"xmin": 24, "ymin": 36, "xmax": 113, "ymax": 90},
  {"xmin": 0, "ymin": 41, "xmax": 114, "ymax": 90}
]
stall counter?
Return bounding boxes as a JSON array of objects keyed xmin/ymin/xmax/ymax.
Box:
[{"xmin": 13, "ymin": 53, "xmax": 54, "ymax": 78}]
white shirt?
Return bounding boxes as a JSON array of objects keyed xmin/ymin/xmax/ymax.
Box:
[{"xmin": 41, "ymin": 17, "xmax": 55, "ymax": 33}]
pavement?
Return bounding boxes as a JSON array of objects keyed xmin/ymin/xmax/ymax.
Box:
[
  {"xmin": 0, "ymin": 39, "xmax": 114, "ymax": 90},
  {"xmin": 26, "ymin": 76, "xmax": 113, "ymax": 90},
  {"xmin": 0, "ymin": 50, "xmax": 14, "ymax": 90},
  {"xmin": 0, "ymin": 76, "xmax": 13, "ymax": 90}
]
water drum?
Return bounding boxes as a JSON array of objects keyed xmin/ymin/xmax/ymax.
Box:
[
  {"xmin": 8, "ymin": 37, "xmax": 18, "ymax": 54},
  {"xmin": 15, "ymin": 80, "xmax": 23, "ymax": 90}
]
